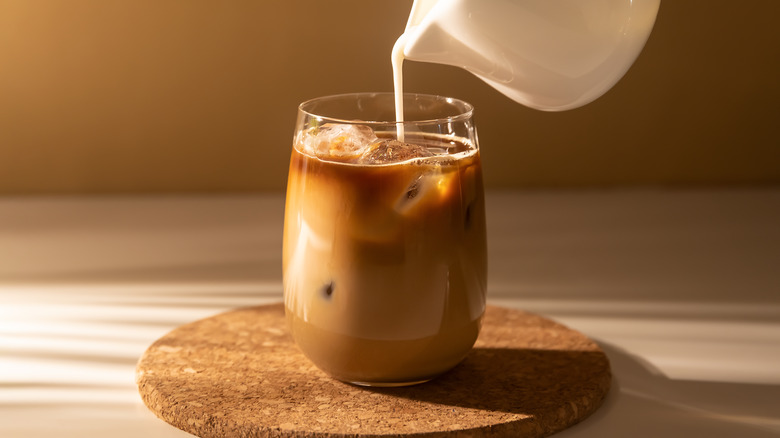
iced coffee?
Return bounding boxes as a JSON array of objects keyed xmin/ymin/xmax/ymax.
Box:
[{"xmin": 283, "ymin": 93, "xmax": 486, "ymax": 386}]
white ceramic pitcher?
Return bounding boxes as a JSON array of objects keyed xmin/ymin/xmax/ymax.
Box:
[{"xmin": 400, "ymin": 0, "xmax": 661, "ymax": 111}]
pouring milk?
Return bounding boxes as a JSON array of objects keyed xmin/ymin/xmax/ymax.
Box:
[{"xmin": 393, "ymin": 0, "xmax": 661, "ymax": 137}]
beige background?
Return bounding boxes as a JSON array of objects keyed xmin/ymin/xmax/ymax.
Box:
[{"xmin": 0, "ymin": 0, "xmax": 778, "ymax": 194}]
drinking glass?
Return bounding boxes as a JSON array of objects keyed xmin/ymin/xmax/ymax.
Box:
[{"xmin": 283, "ymin": 92, "xmax": 486, "ymax": 386}]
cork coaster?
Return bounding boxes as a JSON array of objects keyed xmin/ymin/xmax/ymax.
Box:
[{"xmin": 136, "ymin": 303, "xmax": 610, "ymax": 437}]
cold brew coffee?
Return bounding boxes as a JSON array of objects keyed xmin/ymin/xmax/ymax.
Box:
[{"xmin": 283, "ymin": 93, "xmax": 486, "ymax": 386}]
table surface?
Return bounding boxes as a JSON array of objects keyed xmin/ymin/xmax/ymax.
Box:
[{"xmin": 1, "ymin": 189, "xmax": 779, "ymax": 437}]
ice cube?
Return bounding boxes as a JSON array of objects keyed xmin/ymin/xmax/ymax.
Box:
[
  {"xmin": 401, "ymin": 174, "xmax": 424, "ymax": 201},
  {"xmin": 394, "ymin": 172, "xmax": 433, "ymax": 214},
  {"xmin": 394, "ymin": 162, "xmax": 458, "ymax": 214},
  {"xmin": 358, "ymin": 140, "xmax": 434, "ymax": 164},
  {"xmin": 299, "ymin": 123, "xmax": 378, "ymax": 161}
]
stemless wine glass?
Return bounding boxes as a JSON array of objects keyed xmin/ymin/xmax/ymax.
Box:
[{"xmin": 283, "ymin": 93, "xmax": 487, "ymax": 386}]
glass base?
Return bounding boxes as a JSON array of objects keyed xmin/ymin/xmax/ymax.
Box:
[{"xmin": 347, "ymin": 378, "xmax": 434, "ymax": 387}]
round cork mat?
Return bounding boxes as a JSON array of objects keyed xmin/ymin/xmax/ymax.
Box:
[{"xmin": 136, "ymin": 303, "xmax": 610, "ymax": 438}]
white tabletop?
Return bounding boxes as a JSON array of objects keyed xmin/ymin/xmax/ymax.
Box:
[{"xmin": 1, "ymin": 189, "xmax": 779, "ymax": 437}]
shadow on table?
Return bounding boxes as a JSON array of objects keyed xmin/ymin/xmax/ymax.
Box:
[
  {"xmin": 552, "ymin": 341, "xmax": 780, "ymax": 438},
  {"xmin": 368, "ymin": 342, "xmax": 779, "ymax": 437},
  {"xmin": 365, "ymin": 346, "xmax": 610, "ymax": 424}
]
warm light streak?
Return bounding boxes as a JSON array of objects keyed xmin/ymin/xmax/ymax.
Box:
[{"xmin": 0, "ymin": 282, "xmax": 281, "ymax": 408}]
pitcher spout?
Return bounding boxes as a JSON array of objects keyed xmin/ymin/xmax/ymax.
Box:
[{"xmin": 403, "ymin": 0, "xmax": 514, "ymax": 83}]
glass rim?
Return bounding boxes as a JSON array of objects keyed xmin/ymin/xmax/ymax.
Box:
[{"xmin": 298, "ymin": 92, "xmax": 474, "ymax": 126}]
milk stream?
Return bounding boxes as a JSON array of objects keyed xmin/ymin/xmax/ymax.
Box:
[{"xmin": 391, "ymin": 33, "xmax": 407, "ymax": 142}]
